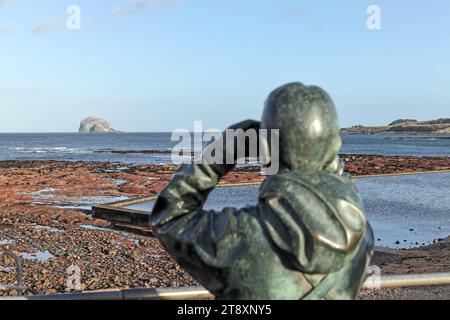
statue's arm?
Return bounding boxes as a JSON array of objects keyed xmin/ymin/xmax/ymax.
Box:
[
  {"xmin": 151, "ymin": 118, "xmax": 260, "ymax": 234},
  {"xmin": 151, "ymin": 162, "xmax": 227, "ymax": 230},
  {"xmin": 150, "ymin": 162, "xmax": 252, "ymax": 288},
  {"xmin": 150, "ymin": 120, "xmax": 260, "ymax": 283}
]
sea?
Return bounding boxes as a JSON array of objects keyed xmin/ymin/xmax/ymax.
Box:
[{"xmin": 0, "ymin": 133, "xmax": 449, "ymax": 164}]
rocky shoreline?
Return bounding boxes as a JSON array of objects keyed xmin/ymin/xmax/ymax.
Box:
[
  {"xmin": 340, "ymin": 118, "xmax": 450, "ymax": 134},
  {"xmin": 1, "ymin": 155, "xmax": 450, "ymax": 298}
]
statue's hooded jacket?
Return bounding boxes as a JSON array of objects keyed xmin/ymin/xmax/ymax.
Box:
[
  {"xmin": 151, "ymin": 83, "xmax": 374, "ymax": 300},
  {"xmin": 151, "ymin": 163, "xmax": 373, "ymax": 300}
]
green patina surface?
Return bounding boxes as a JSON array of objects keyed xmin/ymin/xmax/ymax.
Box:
[{"xmin": 151, "ymin": 83, "xmax": 374, "ymax": 300}]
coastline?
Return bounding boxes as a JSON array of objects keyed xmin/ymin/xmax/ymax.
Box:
[{"xmin": 1, "ymin": 155, "xmax": 450, "ymax": 298}]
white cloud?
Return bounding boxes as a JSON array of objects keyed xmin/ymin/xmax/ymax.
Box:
[
  {"xmin": 110, "ymin": 0, "xmax": 181, "ymax": 16},
  {"xmin": 0, "ymin": 26, "xmax": 14, "ymax": 34},
  {"xmin": 0, "ymin": 0, "xmax": 14, "ymax": 6},
  {"xmin": 0, "ymin": 1, "xmax": 15, "ymax": 34},
  {"xmin": 286, "ymin": 8, "xmax": 304, "ymax": 17},
  {"xmin": 33, "ymin": 19, "xmax": 65, "ymax": 33}
]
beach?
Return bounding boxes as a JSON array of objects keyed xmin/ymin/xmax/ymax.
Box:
[{"xmin": 1, "ymin": 155, "xmax": 450, "ymax": 298}]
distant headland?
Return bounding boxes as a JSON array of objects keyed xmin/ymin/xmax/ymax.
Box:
[{"xmin": 341, "ymin": 118, "xmax": 450, "ymax": 135}]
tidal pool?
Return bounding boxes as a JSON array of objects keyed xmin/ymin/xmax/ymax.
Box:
[
  {"xmin": 123, "ymin": 172, "xmax": 450, "ymax": 249},
  {"xmin": 0, "ymin": 239, "xmax": 16, "ymax": 245},
  {"xmin": 21, "ymin": 251, "xmax": 54, "ymax": 262}
]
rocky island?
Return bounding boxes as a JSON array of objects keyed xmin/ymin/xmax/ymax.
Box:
[
  {"xmin": 79, "ymin": 117, "xmax": 117, "ymax": 133},
  {"xmin": 341, "ymin": 118, "xmax": 450, "ymax": 134}
]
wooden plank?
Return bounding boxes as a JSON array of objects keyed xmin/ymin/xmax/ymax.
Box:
[{"xmin": 92, "ymin": 204, "xmax": 151, "ymax": 227}]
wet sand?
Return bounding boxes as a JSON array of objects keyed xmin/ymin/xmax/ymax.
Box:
[{"xmin": 1, "ymin": 155, "xmax": 450, "ymax": 298}]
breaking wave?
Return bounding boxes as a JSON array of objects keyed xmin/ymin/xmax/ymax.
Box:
[{"xmin": 11, "ymin": 147, "xmax": 92, "ymax": 154}]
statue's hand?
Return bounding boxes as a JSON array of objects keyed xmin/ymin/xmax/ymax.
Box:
[
  {"xmin": 205, "ymin": 120, "xmax": 260, "ymax": 176},
  {"xmin": 227, "ymin": 119, "xmax": 260, "ymax": 132},
  {"xmin": 226, "ymin": 119, "xmax": 261, "ymax": 162},
  {"xmin": 324, "ymin": 156, "xmax": 345, "ymax": 176}
]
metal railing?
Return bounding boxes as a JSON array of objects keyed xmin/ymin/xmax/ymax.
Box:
[
  {"xmin": 0, "ymin": 249, "xmax": 25, "ymax": 295},
  {"xmin": 1, "ymin": 272, "xmax": 450, "ymax": 300}
]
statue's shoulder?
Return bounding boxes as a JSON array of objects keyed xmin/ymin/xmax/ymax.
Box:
[
  {"xmin": 260, "ymin": 170, "xmax": 364, "ymax": 214},
  {"xmin": 259, "ymin": 170, "xmax": 368, "ymax": 257},
  {"xmin": 261, "ymin": 171, "xmax": 360, "ymax": 202}
]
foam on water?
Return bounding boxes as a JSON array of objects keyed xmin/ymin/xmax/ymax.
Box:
[
  {"xmin": 11, "ymin": 147, "xmax": 91, "ymax": 154},
  {"xmin": 1, "ymin": 133, "xmax": 449, "ymax": 164}
]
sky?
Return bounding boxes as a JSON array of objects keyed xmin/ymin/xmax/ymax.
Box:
[{"xmin": 0, "ymin": 0, "xmax": 449, "ymax": 132}]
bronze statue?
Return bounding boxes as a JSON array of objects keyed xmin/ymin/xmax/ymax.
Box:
[{"xmin": 151, "ymin": 83, "xmax": 374, "ymax": 300}]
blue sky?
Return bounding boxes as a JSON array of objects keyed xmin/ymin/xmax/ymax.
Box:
[{"xmin": 0, "ymin": 0, "xmax": 449, "ymax": 132}]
